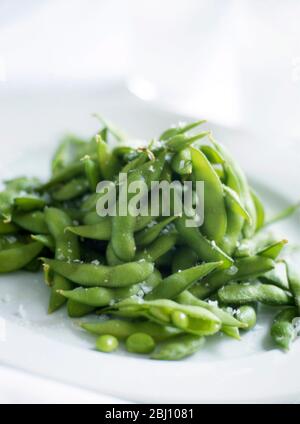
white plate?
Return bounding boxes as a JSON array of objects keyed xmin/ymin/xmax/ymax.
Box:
[{"xmin": 0, "ymin": 84, "xmax": 300, "ymax": 403}]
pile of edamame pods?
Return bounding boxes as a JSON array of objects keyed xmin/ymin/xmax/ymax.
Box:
[{"xmin": 0, "ymin": 118, "xmax": 300, "ymax": 360}]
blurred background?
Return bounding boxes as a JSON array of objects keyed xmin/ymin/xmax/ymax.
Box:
[{"xmin": 0, "ymin": 0, "xmax": 299, "ymax": 137}]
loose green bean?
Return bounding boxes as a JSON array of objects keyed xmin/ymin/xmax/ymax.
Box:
[{"xmin": 126, "ymin": 333, "xmax": 155, "ymax": 354}]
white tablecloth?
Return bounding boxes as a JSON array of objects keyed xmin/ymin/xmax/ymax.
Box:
[{"xmin": 0, "ymin": 365, "xmax": 128, "ymax": 404}]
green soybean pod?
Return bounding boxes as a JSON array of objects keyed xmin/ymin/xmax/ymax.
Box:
[
  {"xmin": 166, "ymin": 132, "xmax": 210, "ymax": 152},
  {"xmin": 45, "ymin": 208, "xmax": 80, "ymax": 261},
  {"xmin": 223, "ymin": 185, "xmax": 251, "ymax": 222},
  {"xmin": 160, "ymin": 120, "xmax": 206, "ymax": 141},
  {"xmin": 221, "ymin": 326, "xmax": 241, "ymax": 340},
  {"xmin": 190, "ymin": 147, "xmax": 227, "ymax": 243},
  {"xmin": 40, "ymin": 161, "xmax": 85, "ymax": 191},
  {"xmin": 135, "ymin": 233, "xmax": 177, "ymax": 263},
  {"xmin": 112, "ymin": 152, "xmax": 165, "ymax": 262},
  {"xmin": 59, "ymin": 284, "xmax": 142, "ymax": 307},
  {"xmin": 52, "ymin": 177, "xmax": 90, "ymax": 201},
  {"xmin": 67, "ymin": 300, "xmax": 95, "ymax": 318},
  {"xmin": 49, "ymin": 274, "xmax": 73, "ymax": 313},
  {"xmin": 82, "ymin": 155, "xmax": 100, "ymax": 192},
  {"xmin": 251, "ymin": 189, "xmax": 265, "ymax": 231},
  {"xmin": 45, "ymin": 208, "xmax": 80, "ymax": 313},
  {"xmin": 271, "ymin": 307, "xmax": 298, "ymax": 351},
  {"xmin": 218, "ymin": 282, "xmax": 293, "ymax": 306},
  {"xmin": 42, "ymin": 258, "xmax": 154, "ymax": 288},
  {"xmin": 109, "ymin": 298, "xmax": 222, "ymax": 336},
  {"xmin": 105, "ymin": 242, "xmax": 124, "ymax": 266},
  {"xmin": 171, "ymin": 246, "xmax": 198, "ymax": 273},
  {"xmin": 106, "ymin": 242, "xmax": 124, "ymax": 266},
  {"xmin": 151, "ymin": 334, "xmax": 205, "ymax": 360},
  {"xmin": 146, "ymin": 262, "xmax": 222, "ymax": 301},
  {"xmin": 0, "ymin": 219, "xmax": 19, "ymax": 235},
  {"xmin": 190, "ymin": 256, "xmax": 275, "ymax": 299},
  {"xmin": 257, "ymin": 239, "xmax": 288, "ymax": 260},
  {"xmin": 236, "ymin": 305, "xmax": 257, "ymax": 330},
  {"xmin": 118, "ymin": 150, "xmax": 148, "ymax": 175},
  {"xmin": 96, "ymin": 134, "xmax": 120, "ymax": 180},
  {"xmin": 200, "ymin": 145, "xmax": 225, "ymax": 164},
  {"xmin": 235, "ymin": 231, "xmax": 278, "ymax": 258},
  {"xmin": 285, "ymin": 260, "xmax": 300, "ymax": 314},
  {"xmin": 160, "ymin": 162, "xmax": 173, "ymax": 183},
  {"xmin": 260, "ymin": 262, "xmax": 289, "ymax": 291},
  {"xmin": 93, "ymin": 114, "xmax": 128, "ymax": 142},
  {"xmin": 31, "ymin": 234, "xmax": 55, "ymax": 251},
  {"xmin": 171, "ymin": 148, "xmax": 192, "ymax": 175},
  {"xmin": 219, "ymin": 159, "xmax": 244, "ymax": 256},
  {"xmin": 67, "ymin": 221, "xmax": 112, "ymax": 241},
  {"xmin": 111, "ymin": 170, "xmax": 142, "ymax": 262},
  {"xmin": 210, "ymin": 135, "xmax": 257, "ymax": 238},
  {"xmin": 14, "ymin": 196, "xmax": 47, "ymax": 212},
  {"xmin": 0, "ymin": 241, "xmax": 43, "ymax": 273},
  {"xmin": 135, "ymin": 216, "xmax": 178, "ymax": 248},
  {"xmin": 176, "ymin": 291, "xmax": 245, "ymax": 328},
  {"xmin": 80, "ymin": 319, "xmax": 181, "ymax": 341},
  {"xmin": 175, "ymin": 215, "xmax": 233, "ymax": 269},
  {"xmin": 126, "ymin": 333, "xmax": 156, "ymax": 354},
  {"xmin": 12, "ymin": 211, "xmax": 49, "ymax": 234}
]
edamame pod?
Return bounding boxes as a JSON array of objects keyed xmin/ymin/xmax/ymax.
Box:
[
  {"xmin": 191, "ymin": 256, "xmax": 275, "ymax": 299},
  {"xmin": 171, "ymin": 148, "xmax": 192, "ymax": 175},
  {"xmin": 236, "ymin": 305, "xmax": 257, "ymax": 330},
  {"xmin": 13, "ymin": 211, "xmax": 49, "ymax": 234},
  {"xmin": 176, "ymin": 291, "xmax": 246, "ymax": 328},
  {"xmin": 260, "ymin": 262, "xmax": 289, "ymax": 290},
  {"xmin": 146, "ymin": 262, "xmax": 222, "ymax": 300},
  {"xmin": 218, "ymin": 282, "xmax": 293, "ymax": 306},
  {"xmin": 270, "ymin": 307, "xmax": 298, "ymax": 350},
  {"xmin": 135, "ymin": 216, "xmax": 178, "ymax": 247},
  {"xmin": 151, "ymin": 334, "xmax": 205, "ymax": 360},
  {"xmin": 52, "ymin": 177, "xmax": 90, "ymax": 201},
  {"xmin": 67, "ymin": 299, "xmax": 95, "ymax": 318},
  {"xmin": 45, "ymin": 208, "xmax": 80, "ymax": 313},
  {"xmin": 257, "ymin": 239, "xmax": 288, "ymax": 260},
  {"xmin": 160, "ymin": 120, "xmax": 206, "ymax": 141},
  {"xmin": 14, "ymin": 196, "xmax": 47, "ymax": 212},
  {"xmin": 59, "ymin": 284, "xmax": 143, "ymax": 307},
  {"xmin": 96, "ymin": 134, "xmax": 121, "ymax": 180},
  {"xmin": 106, "ymin": 298, "xmax": 222, "ymax": 336},
  {"xmin": 175, "ymin": 215, "xmax": 233, "ymax": 269},
  {"xmin": 135, "ymin": 233, "xmax": 177, "ymax": 263},
  {"xmin": 0, "ymin": 219, "xmax": 18, "ymax": 235},
  {"xmin": 42, "ymin": 258, "xmax": 154, "ymax": 288},
  {"xmin": 285, "ymin": 260, "xmax": 300, "ymax": 314},
  {"xmin": 0, "ymin": 241, "xmax": 43, "ymax": 273},
  {"xmin": 81, "ymin": 319, "xmax": 181, "ymax": 341},
  {"xmin": 166, "ymin": 132, "xmax": 210, "ymax": 152},
  {"xmin": 191, "ymin": 147, "xmax": 227, "ymax": 242},
  {"xmin": 171, "ymin": 246, "xmax": 198, "ymax": 273}
]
